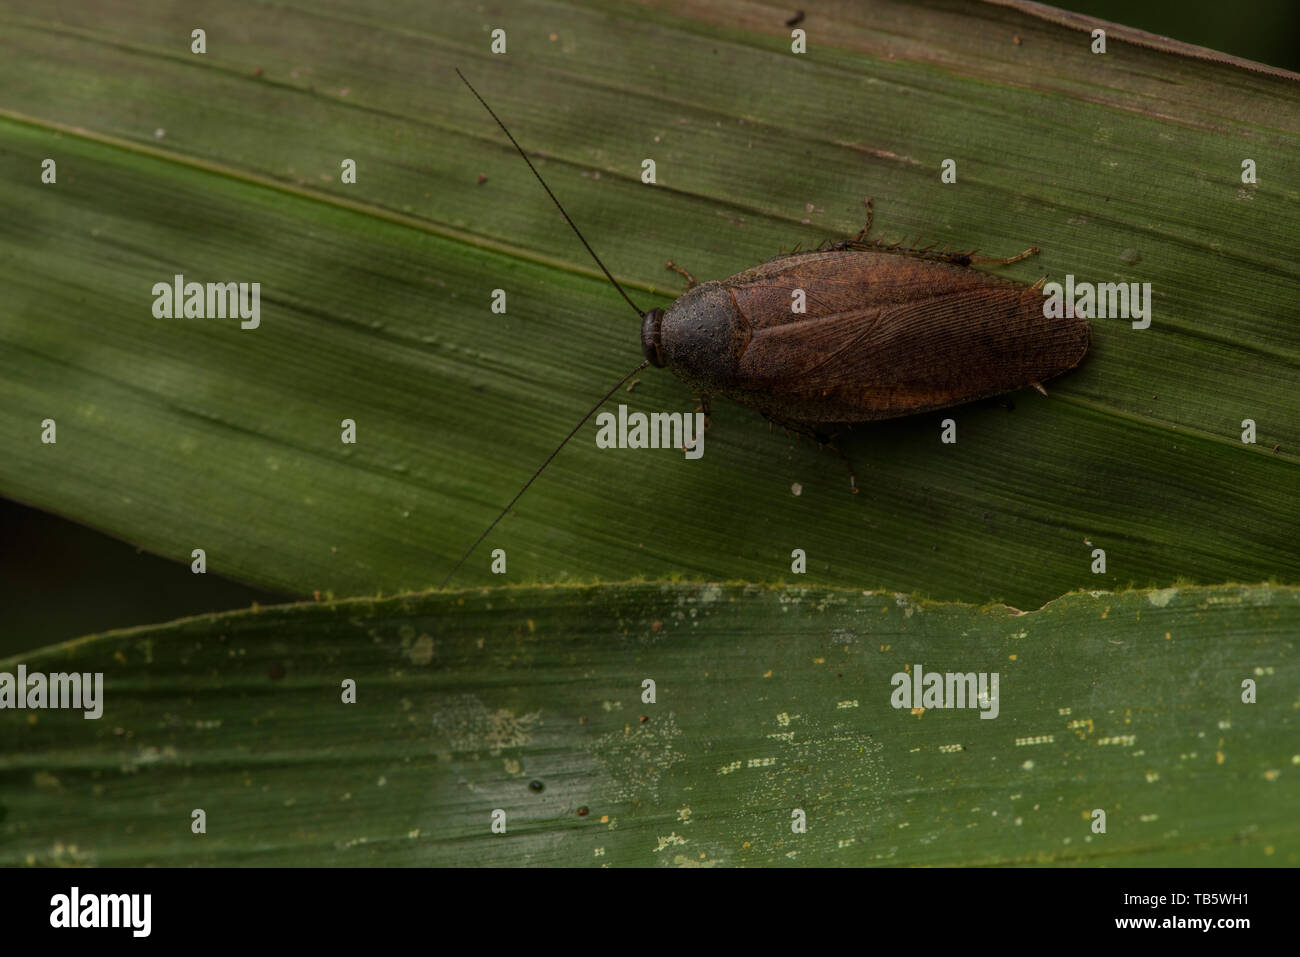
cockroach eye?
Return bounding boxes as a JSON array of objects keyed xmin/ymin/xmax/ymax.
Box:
[{"xmin": 640, "ymin": 308, "xmax": 666, "ymax": 367}]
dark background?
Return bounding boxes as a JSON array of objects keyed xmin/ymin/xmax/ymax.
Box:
[
  {"xmin": 1074, "ymin": 0, "xmax": 1299, "ymax": 70},
  {"xmin": 3, "ymin": 0, "xmax": 1297, "ymax": 657}
]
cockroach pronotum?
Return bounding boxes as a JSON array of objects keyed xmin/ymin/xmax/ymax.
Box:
[{"xmin": 444, "ymin": 69, "xmax": 1090, "ymax": 585}]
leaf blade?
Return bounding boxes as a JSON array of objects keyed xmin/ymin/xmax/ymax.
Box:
[{"xmin": 2, "ymin": 581, "xmax": 1294, "ymax": 866}]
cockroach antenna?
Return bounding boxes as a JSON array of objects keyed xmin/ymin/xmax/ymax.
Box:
[
  {"xmin": 442, "ymin": 69, "xmax": 653, "ymax": 588},
  {"xmin": 455, "ymin": 68, "xmax": 645, "ymax": 320},
  {"xmin": 440, "ymin": 358, "xmax": 647, "ymax": 589}
]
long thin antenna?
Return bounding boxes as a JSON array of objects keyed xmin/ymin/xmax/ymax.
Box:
[
  {"xmin": 441, "ymin": 359, "xmax": 649, "ymax": 588},
  {"xmin": 456, "ymin": 67, "xmax": 644, "ymax": 320}
]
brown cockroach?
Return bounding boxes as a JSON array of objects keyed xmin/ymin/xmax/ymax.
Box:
[{"xmin": 445, "ymin": 70, "xmax": 1090, "ymax": 584}]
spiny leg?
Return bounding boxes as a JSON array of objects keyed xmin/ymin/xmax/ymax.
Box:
[
  {"xmin": 690, "ymin": 393, "xmax": 713, "ymax": 429},
  {"xmin": 831, "ymin": 196, "xmax": 1037, "ymax": 269},
  {"xmin": 761, "ymin": 412, "xmax": 859, "ymax": 494},
  {"xmin": 665, "ymin": 260, "xmax": 698, "ymax": 290},
  {"xmin": 843, "ymin": 241, "xmax": 1039, "ymax": 268},
  {"xmin": 830, "ymin": 438, "xmax": 860, "ymax": 495},
  {"xmin": 849, "ymin": 196, "xmax": 874, "ymax": 243},
  {"xmin": 811, "ymin": 197, "xmax": 873, "ymax": 254},
  {"xmin": 969, "ymin": 245, "xmax": 1039, "ymax": 265},
  {"xmin": 823, "ymin": 197, "xmax": 874, "ymax": 252}
]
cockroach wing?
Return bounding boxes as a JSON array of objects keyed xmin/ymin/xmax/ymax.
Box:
[
  {"xmin": 724, "ymin": 284, "xmax": 1089, "ymax": 423},
  {"xmin": 727, "ymin": 250, "xmax": 1022, "ymax": 330}
]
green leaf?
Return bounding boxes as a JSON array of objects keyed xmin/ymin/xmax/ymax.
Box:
[
  {"xmin": 0, "ymin": 1, "xmax": 1297, "ymax": 608},
  {"xmin": 2, "ymin": 582, "xmax": 1294, "ymax": 866}
]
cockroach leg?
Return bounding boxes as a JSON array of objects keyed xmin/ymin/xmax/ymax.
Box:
[
  {"xmin": 1029, "ymin": 381, "xmax": 1048, "ymax": 397},
  {"xmin": 665, "ymin": 260, "xmax": 698, "ymax": 290},
  {"xmin": 763, "ymin": 411, "xmax": 819, "ymax": 441},
  {"xmin": 820, "ymin": 436, "xmax": 860, "ymax": 494},
  {"xmin": 850, "ymin": 197, "xmax": 874, "ymax": 243},
  {"xmin": 844, "ymin": 224, "xmax": 1039, "ymax": 267},
  {"xmin": 811, "ymin": 433, "xmax": 860, "ymax": 494},
  {"xmin": 903, "ymin": 243, "xmax": 1039, "ymax": 268},
  {"xmin": 691, "ymin": 393, "xmax": 713, "ymax": 429},
  {"xmin": 823, "ymin": 198, "xmax": 876, "ymax": 254},
  {"xmin": 762, "ymin": 413, "xmax": 861, "ymax": 493},
  {"xmin": 970, "ymin": 246, "xmax": 1039, "ymax": 265}
]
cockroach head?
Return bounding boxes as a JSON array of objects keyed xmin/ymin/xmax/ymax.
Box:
[{"xmin": 640, "ymin": 308, "xmax": 666, "ymax": 367}]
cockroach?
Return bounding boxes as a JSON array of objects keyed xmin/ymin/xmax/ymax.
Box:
[{"xmin": 444, "ymin": 70, "xmax": 1090, "ymax": 585}]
